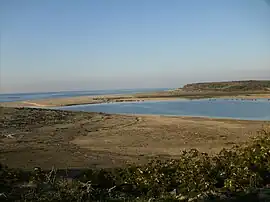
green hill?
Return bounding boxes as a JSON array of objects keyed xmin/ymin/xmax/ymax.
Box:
[{"xmin": 183, "ymin": 80, "xmax": 270, "ymax": 92}]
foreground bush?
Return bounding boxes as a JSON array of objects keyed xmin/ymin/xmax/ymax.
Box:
[{"xmin": 1, "ymin": 130, "xmax": 270, "ymax": 201}]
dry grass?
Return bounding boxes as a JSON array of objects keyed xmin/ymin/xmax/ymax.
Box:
[{"xmin": 1, "ymin": 107, "xmax": 269, "ymax": 169}]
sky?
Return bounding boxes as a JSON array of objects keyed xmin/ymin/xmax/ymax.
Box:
[{"xmin": 0, "ymin": 0, "xmax": 270, "ymax": 93}]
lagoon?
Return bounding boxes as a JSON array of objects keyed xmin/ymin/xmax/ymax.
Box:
[{"xmin": 56, "ymin": 98, "xmax": 270, "ymax": 121}]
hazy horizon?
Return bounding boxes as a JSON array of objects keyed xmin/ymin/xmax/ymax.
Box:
[
  {"xmin": 1, "ymin": 0, "xmax": 270, "ymax": 93},
  {"xmin": 2, "ymin": 79, "xmax": 270, "ymax": 95}
]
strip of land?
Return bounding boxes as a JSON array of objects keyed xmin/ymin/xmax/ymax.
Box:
[
  {"xmin": 1, "ymin": 80, "xmax": 270, "ymax": 107},
  {"xmin": 1, "ymin": 107, "xmax": 269, "ymax": 169},
  {"xmin": 1, "ymin": 90, "xmax": 270, "ymax": 108}
]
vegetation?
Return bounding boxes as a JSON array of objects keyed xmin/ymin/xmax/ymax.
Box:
[
  {"xmin": 1, "ymin": 130, "xmax": 270, "ymax": 201},
  {"xmin": 183, "ymin": 80, "xmax": 270, "ymax": 92}
]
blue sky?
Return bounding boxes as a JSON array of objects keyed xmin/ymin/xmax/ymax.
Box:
[{"xmin": 1, "ymin": 0, "xmax": 270, "ymax": 93}]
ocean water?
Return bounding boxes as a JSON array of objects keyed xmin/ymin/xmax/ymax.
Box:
[
  {"xmin": 0, "ymin": 88, "xmax": 170, "ymax": 102},
  {"xmin": 56, "ymin": 98, "xmax": 270, "ymax": 121}
]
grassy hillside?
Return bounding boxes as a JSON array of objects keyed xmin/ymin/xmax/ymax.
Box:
[{"xmin": 183, "ymin": 80, "xmax": 270, "ymax": 92}]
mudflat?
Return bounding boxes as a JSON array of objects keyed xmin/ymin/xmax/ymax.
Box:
[{"xmin": 1, "ymin": 107, "xmax": 269, "ymax": 169}]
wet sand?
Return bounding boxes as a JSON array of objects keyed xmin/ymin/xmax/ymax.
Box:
[{"xmin": 1, "ymin": 107, "xmax": 269, "ymax": 169}]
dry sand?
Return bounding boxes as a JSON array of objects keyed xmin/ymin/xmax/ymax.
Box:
[{"xmin": 0, "ymin": 95, "xmax": 183, "ymax": 108}]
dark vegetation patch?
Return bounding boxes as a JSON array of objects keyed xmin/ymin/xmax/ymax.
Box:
[
  {"xmin": 0, "ymin": 107, "xmax": 76, "ymax": 131},
  {"xmin": 1, "ymin": 130, "xmax": 270, "ymax": 201},
  {"xmin": 0, "ymin": 107, "xmax": 105, "ymax": 137},
  {"xmin": 183, "ymin": 80, "xmax": 270, "ymax": 92}
]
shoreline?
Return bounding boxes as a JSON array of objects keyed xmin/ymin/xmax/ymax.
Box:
[
  {"xmin": 2, "ymin": 104, "xmax": 269, "ymax": 122},
  {"xmin": 124, "ymin": 113, "xmax": 270, "ymax": 122}
]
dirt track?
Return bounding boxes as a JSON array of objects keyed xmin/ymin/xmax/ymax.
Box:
[{"xmin": 1, "ymin": 107, "xmax": 269, "ymax": 169}]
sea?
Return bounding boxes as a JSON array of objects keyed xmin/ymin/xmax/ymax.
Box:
[{"xmin": 0, "ymin": 88, "xmax": 169, "ymax": 103}]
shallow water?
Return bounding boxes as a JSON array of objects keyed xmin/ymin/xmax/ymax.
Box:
[
  {"xmin": 0, "ymin": 88, "xmax": 169, "ymax": 102},
  {"xmin": 56, "ymin": 98, "xmax": 270, "ymax": 121}
]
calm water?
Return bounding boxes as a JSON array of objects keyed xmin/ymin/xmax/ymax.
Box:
[
  {"xmin": 56, "ymin": 99, "xmax": 270, "ymax": 121},
  {"xmin": 0, "ymin": 88, "xmax": 169, "ymax": 102}
]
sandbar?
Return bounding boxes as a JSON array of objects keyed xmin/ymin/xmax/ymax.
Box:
[{"xmin": 1, "ymin": 91, "xmax": 270, "ymax": 108}]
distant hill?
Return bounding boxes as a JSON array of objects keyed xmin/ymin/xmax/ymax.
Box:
[{"xmin": 182, "ymin": 80, "xmax": 270, "ymax": 92}]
